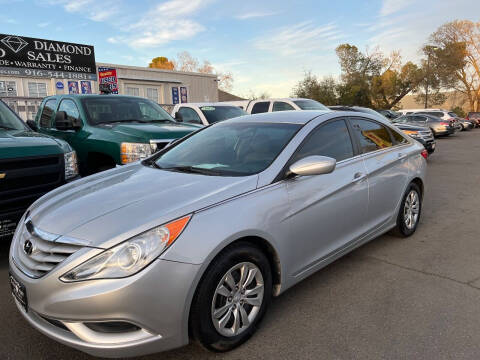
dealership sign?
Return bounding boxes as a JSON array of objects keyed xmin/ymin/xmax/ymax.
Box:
[
  {"xmin": 0, "ymin": 34, "xmax": 96, "ymax": 80},
  {"xmin": 98, "ymin": 67, "xmax": 119, "ymax": 94}
]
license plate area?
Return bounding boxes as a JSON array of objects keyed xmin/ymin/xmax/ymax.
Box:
[{"xmin": 9, "ymin": 273, "xmax": 28, "ymax": 312}]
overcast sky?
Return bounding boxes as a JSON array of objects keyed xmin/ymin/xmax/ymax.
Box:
[{"xmin": 1, "ymin": 0, "xmax": 479, "ymax": 97}]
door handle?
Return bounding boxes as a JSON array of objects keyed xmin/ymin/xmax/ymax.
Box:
[{"xmin": 352, "ymin": 172, "xmax": 366, "ymax": 183}]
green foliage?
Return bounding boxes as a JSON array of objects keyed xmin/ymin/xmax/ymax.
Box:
[
  {"xmin": 292, "ymin": 72, "xmax": 338, "ymax": 105},
  {"xmin": 450, "ymin": 106, "xmax": 466, "ymax": 118}
]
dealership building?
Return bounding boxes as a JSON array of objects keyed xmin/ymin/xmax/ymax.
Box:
[{"xmin": 0, "ymin": 34, "xmax": 219, "ymax": 120}]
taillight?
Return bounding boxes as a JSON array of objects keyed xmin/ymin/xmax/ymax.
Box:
[
  {"xmin": 440, "ymin": 122, "xmax": 450, "ymax": 126},
  {"xmin": 421, "ymin": 149, "xmax": 428, "ymax": 160}
]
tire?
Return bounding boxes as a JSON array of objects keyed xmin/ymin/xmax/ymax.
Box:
[
  {"xmin": 190, "ymin": 242, "xmax": 272, "ymax": 352},
  {"xmin": 391, "ymin": 183, "xmax": 422, "ymax": 237}
]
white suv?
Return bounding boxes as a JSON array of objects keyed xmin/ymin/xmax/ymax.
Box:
[
  {"xmin": 171, "ymin": 103, "xmax": 247, "ymax": 126},
  {"xmin": 224, "ymin": 98, "xmax": 328, "ymax": 114}
]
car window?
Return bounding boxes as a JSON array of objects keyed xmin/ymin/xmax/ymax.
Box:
[
  {"xmin": 0, "ymin": 100, "xmax": 26, "ymax": 131},
  {"xmin": 39, "ymin": 99, "xmax": 57, "ymax": 128},
  {"xmin": 199, "ymin": 106, "xmax": 247, "ymax": 124},
  {"xmin": 293, "ymin": 99, "xmax": 328, "ymax": 110},
  {"xmin": 58, "ymin": 99, "xmax": 81, "ymax": 123},
  {"xmin": 391, "ymin": 129, "xmax": 408, "ymax": 145},
  {"xmin": 154, "ymin": 122, "xmax": 301, "ymax": 176},
  {"xmin": 420, "ymin": 111, "xmax": 443, "ymax": 117},
  {"xmin": 178, "ymin": 107, "xmax": 202, "ymax": 124},
  {"xmin": 251, "ymin": 102, "xmax": 270, "ymax": 114},
  {"xmin": 273, "ymin": 102, "xmax": 295, "ymax": 112},
  {"xmin": 412, "ymin": 115, "xmax": 427, "ymax": 123},
  {"xmin": 351, "ymin": 118, "xmax": 393, "ymax": 153},
  {"xmin": 448, "ymin": 112, "xmax": 458, "ymax": 117},
  {"xmin": 292, "ymin": 119, "xmax": 354, "ymax": 163}
]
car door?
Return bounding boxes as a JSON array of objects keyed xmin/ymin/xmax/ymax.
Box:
[
  {"xmin": 284, "ymin": 118, "xmax": 369, "ymax": 278},
  {"xmin": 350, "ymin": 117, "xmax": 410, "ymax": 230}
]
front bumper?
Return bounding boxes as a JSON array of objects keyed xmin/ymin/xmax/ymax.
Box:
[{"xmin": 9, "ymin": 257, "xmax": 201, "ymax": 358}]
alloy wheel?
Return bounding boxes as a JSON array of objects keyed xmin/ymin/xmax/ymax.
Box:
[
  {"xmin": 403, "ymin": 190, "xmax": 420, "ymax": 229},
  {"xmin": 211, "ymin": 262, "xmax": 264, "ymax": 337}
]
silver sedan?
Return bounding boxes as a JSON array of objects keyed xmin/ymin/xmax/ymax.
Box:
[{"xmin": 9, "ymin": 110, "xmax": 427, "ymax": 358}]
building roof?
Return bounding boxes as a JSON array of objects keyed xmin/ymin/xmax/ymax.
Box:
[
  {"xmin": 218, "ymin": 90, "xmax": 246, "ymax": 102},
  {"xmin": 96, "ymin": 62, "xmax": 218, "ymax": 78}
]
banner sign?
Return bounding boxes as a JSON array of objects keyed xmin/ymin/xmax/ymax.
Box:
[
  {"xmin": 0, "ymin": 34, "xmax": 96, "ymax": 80},
  {"xmin": 172, "ymin": 87, "xmax": 179, "ymax": 104},
  {"xmin": 98, "ymin": 67, "xmax": 118, "ymax": 94},
  {"xmin": 180, "ymin": 86, "xmax": 188, "ymax": 103},
  {"xmin": 81, "ymin": 80, "xmax": 92, "ymax": 94},
  {"xmin": 68, "ymin": 81, "xmax": 79, "ymax": 94}
]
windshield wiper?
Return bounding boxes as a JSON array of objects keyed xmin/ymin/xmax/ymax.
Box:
[
  {"xmin": 97, "ymin": 119, "xmax": 150, "ymax": 124},
  {"xmin": 150, "ymin": 119, "xmax": 175, "ymax": 123},
  {"xmin": 160, "ymin": 166, "xmax": 222, "ymax": 176}
]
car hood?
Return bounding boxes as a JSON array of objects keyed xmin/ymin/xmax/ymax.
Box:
[
  {"xmin": 0, "ymin": 129, "xmax": 68, "ymax": 159},
  {"xmin": 28, "ymin": 163, "xmax": 258, "ymax": 248},
  {"xmin": 98, "ymin": 122, "xmax": 199, "ymax": 141}
]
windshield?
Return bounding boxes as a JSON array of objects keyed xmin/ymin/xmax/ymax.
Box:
[
  {"xmin": 392, "ymin": 116, "xmax": 408, "ymax": 123},
  {"xmin": 153, "ymin": 122, "xmax": 300, "ymax": 176},
  {"xmin": 200, "ymin": 106, "xmax": 247, "ymax": 124},
  {"xmin": 0, "ymin": 101, "xmax": 27, "ymax": 131},
  {"xmin": 82, "ymin": 97, "xmax": 175, "ymax": 125},
  {"xmin": 293, "ymin": 99, "xmax": 328, "ymax": 110}
]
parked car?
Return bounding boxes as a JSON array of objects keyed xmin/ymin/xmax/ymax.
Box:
[
  {"xmin": 466, "ymin": 112, "xmax": 480, "ymax": 127},
  {"xmin": 328, "ymin": 106, "xmax": 436, "ymax": 155},
  {"xmin": 9, "ymin": 110, "xmax": 426, "ymax": 358},
  {"xmin": 456, "ymin": 118, "xmax": 474, "ymax": 131},
  {"xmin": 31, "ymin": 95, "xmax": 200, "ymax": 175},
  {"xmin": 0, "ymin": 99, "xmax": 78, "ymax": 241},
  {"xmin": 398, "ymin": 109, "xmax": 462, "ymax": 132},
  {"xmin": 225, "ymin": 98, "xmax": 329, "ymax": 114},
  {"xmin": 171, "ymin": 103, "xmax": 247, "ymax": 125},
  {"xmin": 378, "ymin": 109, "xmax": 401, "ymax": 119},
  {"xmin": 392, "ymin": 114, "xmax": 455, "ymax": 137}
]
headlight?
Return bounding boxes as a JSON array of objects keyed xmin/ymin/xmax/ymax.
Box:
[
  {"xmin": 403, "ymin": 130, "xmax": 420, "ymax": 138},
  {"xmin": 120, "ymin": 142, "xmax": 153, "ymax": 164},
  {"xmin": 60, "ymin": 215, "xmax": 191, "ymax": 282},
  {"xmin": 64, "ymin": 151, "xmax": 79, "ymax": 179}
]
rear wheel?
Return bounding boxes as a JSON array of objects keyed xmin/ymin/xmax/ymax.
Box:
[
  {"xmin": 391, "ymin": 183, "xmax": 422, "ymax": 237},
  {"xmin": 190, "ymin": 243, "xmax": 272, "ymax": 352}
]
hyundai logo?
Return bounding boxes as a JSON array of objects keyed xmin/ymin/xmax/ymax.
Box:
[{"xmin": 23, "ymin": 239, "xmax": 34, "ymax": 255}]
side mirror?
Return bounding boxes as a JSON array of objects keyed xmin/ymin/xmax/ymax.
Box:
[
  {"xmin": 26, "ymin": 120, "xmax": 38, "ymax": 132},
  {"xmin": 55, "ymin": 111, "xmax": 82, "ymax": 131},
  {"xmin": 289, "ymin": 155, "xmax": 336, "ymax": 177},
  {"xmin": 174, "ymin": 112, "xmax": 183, "ymax": 122}
]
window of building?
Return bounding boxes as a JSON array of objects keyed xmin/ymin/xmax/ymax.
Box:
[
  {"xmin": 178, "ymin": 107, "xmax": 202, "ymax": 124},
  {"xmin": 146, "ymin": 88, "xmax": 159, "ymax": 102},
  {"xmin": 292, "ymin": 119, "xmax": 354, "ymax": 163},
  {"xmin": 39, "ymin": 99, "xmax": 57, "ymax": 128},
  {"xmin": 126, "ymin": 87, "xmax": 140, "ymax": 97},
  {"xmin": 0, "ymin": 81, "xmax": 17, "ymax": 97},
  {"xmin": 273, "ymin": 102, "xmax": 295, "ymax": 112},
  {"xmin": 28, "ymin": 82, "xmax": 48, "ymax": 98},
  {"xmin": 351, "ymin": 118, "xmax": 393, "ymax": 153},
  {"xmin": 251, "ymin": 101, "xmax": 270, "ymax": 114}
]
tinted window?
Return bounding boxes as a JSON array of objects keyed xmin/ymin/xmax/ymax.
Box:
[
  {"xmin": 154, "ymin": 122, "xmax": 300, "ymax": 176},
  {"xmin": 293, "ymin": 99, "xmax": 328, "ymax": 110},
  {"xmin": 251, "ymin": 102, "xmax": 269, "ymax": 114},
  {"xmin": 448, "ymin": 112, "xmax": 458, "ymax": 118},
  {"xmin": 200, "ymin": 106, "xmax": 247, "ymax": 124},
  {"xmin": 58, "ymin": 99, "xmax": 80, "ymax": 122},
  {"xmin": 273, "ymin": 102, "xmax": 295, "ymax": 112},
  {"xmin": 292, "ymin": 120, "xmax": 354, "ymax": 162},
  {"xmin": 420, "ymin": 111, "xmax": 443, "ymax": 117},
  {"xmin": 351, "ymin": 119, "xmax": 393, "ymax": 153},
  {"xmin": 178, "ymin": 107, "xmax": 202, "ymax": 124},
  {"xmin": 39, "ymin": 99, "xmax": 56, "ymax": 128},
  {"xmin": 82, "ymin": 97, "xmax": 173, "ymax": 125},
  {"xmin": 391, "ymin": 129, "xmax": 408, "ymax": 145},
  {"xmin": 0, "ymin": 100, "xmax": 26, "ymax": 131}
]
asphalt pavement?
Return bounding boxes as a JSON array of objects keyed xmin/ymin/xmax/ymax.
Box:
[{"xmin": 1, "ymin": 130, "xmax": 480, "ymax": 360}]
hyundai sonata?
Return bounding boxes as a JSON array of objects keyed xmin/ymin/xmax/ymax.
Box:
[{"xmin": 9, "ymin": 110, "xmax": 426, "ymax": 357}]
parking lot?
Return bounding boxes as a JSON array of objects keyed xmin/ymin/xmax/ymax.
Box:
[{"xmin": 0, "ymin": 130, "xmax": 479, "ymax": 360}]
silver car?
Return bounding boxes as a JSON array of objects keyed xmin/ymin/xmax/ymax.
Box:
[{"xmin": 9, "ymin": 111, "xmax": 427, "ymax": 358}]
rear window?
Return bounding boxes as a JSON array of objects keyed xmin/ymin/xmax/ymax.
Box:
[
  {"xmin": 293, "ymin": 99, "xmax": 328, "ymax": 110},
  {"xmin": 200, "ymin": 106, "xmax": 247, "ymax": 124},
  {"xmin": 251, "ymin": 102, "xmax": 270, "ymax": 114},
  {"xmin": 448, "ymin": 112, "xmax": 458, "ymax": 117}
]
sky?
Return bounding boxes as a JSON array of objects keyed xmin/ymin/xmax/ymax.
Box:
[{"xmin": 0, "ymin": 0, "xmax": 479, "ymax": 97}]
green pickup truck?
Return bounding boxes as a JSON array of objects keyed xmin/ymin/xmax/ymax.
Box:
[
  {"xmin": 0, "ymin": 99, "xmax": 79, "ymax": 240},
  {"xmin": 30, "ymin": 95, "xmax": 200, "ymax": 175}
]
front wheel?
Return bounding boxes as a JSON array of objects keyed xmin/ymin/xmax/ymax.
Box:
[
  {"xmin": 391, "ymin": 183, "xmax": 422, "ymax": 237},
  {"xmin": 190, "ymin": 243, "xmax": 272, "ymax": 352}
]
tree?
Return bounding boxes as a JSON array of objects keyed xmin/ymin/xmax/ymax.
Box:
[
  {"xmin": 292, "ymin": 72, "xmax": 338, "ymax": 105},
  {"xmin": 427, "ymin": 20, "xmax": 480, "ymax": 111},
  {"xmin": 148, "ymin": 57, "xmax": 175, "ymax": 70},
  {"xmin": 414, "ymin": 46, "xmax": 447, "ymax": 108},
  {"xmin": 246, "ymin": 90, "xmax": 271, "ymax": 100},
  {"xmin": 174, "ymin": 51, "xmax": 199, "ymax": 72}
]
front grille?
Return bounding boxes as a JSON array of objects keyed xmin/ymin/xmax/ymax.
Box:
[
  {"xmin": 14, "ymin": 220, "xmax": 82, "ymax": 278},
  {"xmin": 0, "ymin": 154, "xmax": 63, "ymax": 219}
]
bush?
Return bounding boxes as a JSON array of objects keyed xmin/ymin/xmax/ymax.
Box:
[{"xmin": 450, "ymin": 106, "xmax": 466, "ymax": 118}]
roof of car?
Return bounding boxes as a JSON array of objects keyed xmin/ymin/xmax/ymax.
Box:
[
  {"xmin": 176, "ymin": 102, "xmax": 242, "ymax": 107},
  {"xmin": 229, "ymin": 110, "xmax": 332, "ymax": 125},
  {"xmin": 44, "ymin": 94, "xmax": 150, "ymax": 100}
]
